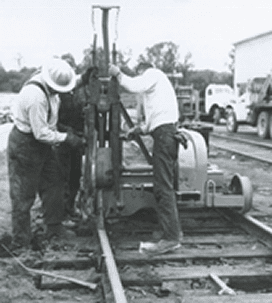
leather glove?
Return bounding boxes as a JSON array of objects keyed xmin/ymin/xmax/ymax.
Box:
[
  {"xmin": 58, "ymin": 124, "xmax": 73, "ymax": 133},
  {"xmin": 126, "ymin": 126, "xmax": 143, "ymax": 141},
  {"xmin": 174, "ymin": 132, "xmax": 188, "ymax": 149},
  {"xmin": 65, "ymin": 130, "xmax": 84, "ymax": 149},
  {"xmin": 81, "ymin": 66, "xmax": 98, "ymax": 85},
  {"xmin": 108, "ymin": 64, "xmax": 121, "ymax": 77}
]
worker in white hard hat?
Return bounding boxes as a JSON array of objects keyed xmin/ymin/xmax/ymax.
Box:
[
  {"xmin": 109, "ymin": 62, "xmax": 181, "ymax": 255},
  {"xmin": 6, "ymin": 57, "xmax": 91, "ymax": 254}
]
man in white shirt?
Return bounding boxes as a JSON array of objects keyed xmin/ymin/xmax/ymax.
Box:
[
  {"xmin": 8, "ymin": 58, "xmax": 87, "ymax": 253},
  {"xmin": 109, "ymin": 62, "xmax": 182, "ymax": 254}
]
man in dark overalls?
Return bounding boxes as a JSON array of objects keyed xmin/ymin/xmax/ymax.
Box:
[
  {"xmin": 7, "ymin": 58, "xmax": 86, "ymax": 252},
  {"xmin": 56, "ymin": 55, "xmax": 96, "ymax": 221},
  {"xmin": 56, "ymin": 87, "xmax": 85, "ymax": 220}
]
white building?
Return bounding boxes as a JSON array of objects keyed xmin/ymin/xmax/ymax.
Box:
[{"xmin": 234, "ymin": 30, "xmax": 272, "ymax": 96}]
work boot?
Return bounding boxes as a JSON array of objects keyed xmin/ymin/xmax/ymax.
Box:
[
  {"xmin": 45, "ymin": 224, "xmax": 76, "ymax": 251},
  {"xmin": 152, "ymin": 230, "xmax": 184, "ymax": 242},
  {"xmin": 46, "ymin": 223, "xmax": 76, "ymax": 241},
  {"xmin": 140, "ymin": 239, "xmax": 181, "ymax": 255},
  {"xmin": 63, "ymin": 209, "xmax": 81, "ymax": 229},
  {"xmin": 65, "ymin": 206, "xmax": 81, "ymax": 222}
]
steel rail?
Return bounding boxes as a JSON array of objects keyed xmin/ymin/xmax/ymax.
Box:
[
  {"xmin": 96, "ymin": 206, "xmax": 272, "ymax": 301},
  {"xmin": 97, "ymin": 190, "xmax": 128, "ymax": 303},
  {"xmin": 211, "ymin": 132, "xmax": 272, "ymax": 149},
  {"xmin": 108, "ymin": 207, "xmax": 272, "ymax": 302},
  {"xmin": 217, "ymin": 208, "xmax": 272, "ymax": 248},
  {"xmin": 209, "ymin": 141, "xmax": 272, "ymax": 164},
  {"xmin": 244, "ymin": 213, "xmax": 272, "ymax": 237},
  {"xmin": 98, "ymin": 229, "xmax": 127, "ymax": 303}
]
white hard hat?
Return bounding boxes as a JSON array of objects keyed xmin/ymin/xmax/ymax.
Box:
[{"xmin": 41, "ymin": 58, "xmax": 76, "ymax": 93}]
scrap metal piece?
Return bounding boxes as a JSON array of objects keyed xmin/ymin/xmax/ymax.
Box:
[{"xmin": 209, "ymin": 273, "xmax": 236, "ymax": 296}]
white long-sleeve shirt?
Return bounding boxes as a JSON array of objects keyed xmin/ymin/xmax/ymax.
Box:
[
  {"xmin": 13, "ymin": 74, "xmax": 67, "ymax": 144},
  {"xmin": 119, "ymin": 68, "xmax": 179, "ymax": 133}
]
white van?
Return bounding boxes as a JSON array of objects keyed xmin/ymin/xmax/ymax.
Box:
[{"xmin": 205, "ymin": 84, "xmax": 234, "ymax": 124}]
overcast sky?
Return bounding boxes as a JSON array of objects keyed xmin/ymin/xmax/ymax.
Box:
[{"xmin": 1, "ymin": 0, "xmax": 272, "ymax": 71}]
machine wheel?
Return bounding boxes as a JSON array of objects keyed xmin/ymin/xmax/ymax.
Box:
[
  {"xmin": 226, "ymin": 109, "xmax": 238, "ymax": 133},
  {"xmin": 213, "ymin": 107, "xmax": 221, "ymax": 125},
  {"xmin": 257, "ymin": 111, "xmax": 270, "ymax": 139},
  {"xmin": 229, "ymin": 174, "xmax": 253, "ymax": 214}
]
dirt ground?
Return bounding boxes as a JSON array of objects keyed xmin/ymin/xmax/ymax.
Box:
[{"xmin": 1, "ymin": 127, "xmax": 272, "ymax": 302}]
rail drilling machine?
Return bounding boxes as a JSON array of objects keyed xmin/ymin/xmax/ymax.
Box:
[
  {"xmin": 81, "ymin": 5, "xmax": 253, "ymax": 228},
  {"xmin": 78, "ymin": 6, "xmax": 254, "ymax": 302}
]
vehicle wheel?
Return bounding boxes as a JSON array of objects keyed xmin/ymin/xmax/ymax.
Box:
[
  {"xmin": 213, "ymin": 107, "xmax": 221, "ymax": 125},
  {"xmin": 226, "ymin": 109, "xmax": 238, "ymax": 133},
  {"xmin": 257, "ymin": 111, "xmax": 270, "ymax": 139},
  {"xmin": 269, "ymin": 113, "xmax": 272, "ymax": 139}
]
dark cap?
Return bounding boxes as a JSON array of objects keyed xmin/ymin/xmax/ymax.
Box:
[{"xmin": 136, "ymin": 62, "xmax": 154, "ymax": 73}]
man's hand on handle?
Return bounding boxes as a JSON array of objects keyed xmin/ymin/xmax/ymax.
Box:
[
  {"xmin": 108, "ymin": 64, "xmax": 121, "ymax": 77},
  {"xmin": 65, "ymin": 130, "xmax": 85, "ymax": 149}
]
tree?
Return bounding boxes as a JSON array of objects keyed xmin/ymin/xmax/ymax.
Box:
[
  {"xmin": 117, "ymin": 48, "xmax": 135, "ymax": 76},
  {"xmin": 79, "ymin": 45, "xmax": 133, "ymax": 76},
  {"xmin": 138, "ymin": 42, "xmax": 180, "ymax": 73},
  {"xmin": 61, "ymin": 53, "xmax": 78, "ymax": 72},
  {"xmin": 227, "ymin": 47, "xmax": 235, "ymax": 87},
  {"xmin": 0, "ymin": 66, "xmax": 37, "ymax": 93},
  {"xmin": 14, "ymin": 52, "xmax": 24, "ymax": 70},
  {"xmin": 0, "ymin": 66, "xmax": 11, "ymax": 91},
  {"xmin": 189, "ymin": 69, "xmax": 232, "ymax": 96},
  {"xmin": 177, "ymin": 52, "xmax": 194, "ymax": 85}
]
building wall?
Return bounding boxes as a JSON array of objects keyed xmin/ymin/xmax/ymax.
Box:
[{"xmin": 234, "ymin": 33, "xmax": 272, "ymax": 95}]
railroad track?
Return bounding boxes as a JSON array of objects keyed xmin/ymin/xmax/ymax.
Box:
[
  {"xmin": 30, "ymin": 204, "xmax": 272, "ymax": 303},
  {"xmin": 210, "ymin": 131, "xmax": 272, "ymax": 164},
  {"xmin": 7, "ymin": 125, "xmax": 272, "ymax": 302}
]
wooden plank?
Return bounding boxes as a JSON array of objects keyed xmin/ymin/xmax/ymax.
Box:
[
  {"xmin": 156, "ymin": 264, "xmax": 272, "ymax": 280},
  {"xmin": 130, "ymin": 293, "xmax": 272, "ymax": 303},
  {"xmin": 33, "ymin": 257, "xmax": 95, "ymax": 270},
  {"xmin": 115, "ymin": 247, "xmax": 272, "ymax": 264},
  {"xmin": 120, "ymin": 264, "xmax": 272, "ymax": 286},
  {"xmin": 182, "ymin": 234, "xmax": 256, "ymax": 244},
  {"xmin": 108, "ymin": 226, "xmax": 241, "ymax": 235},
  {"xmin": 181, "ymin": 293, "xmax": 272, "ymax": 303},
  {"xmin": 178, "ymin": 211, "xmax": 221, "ymax": 219},
  {"xmin": 182, "ymin": 227, "xmax": 240, "ymax": 234},
  {"xmin": 114, "ymin": 235, "xmax": 257, "ymax": 250},
  {"xmin": 121, "ymin": 271, "xmax": 162, "ymax": 286}
]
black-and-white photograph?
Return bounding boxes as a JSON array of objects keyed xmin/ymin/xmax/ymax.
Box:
[{"xmin": 1, "ymin": 0, "xmax": 272, "ymax": 302}]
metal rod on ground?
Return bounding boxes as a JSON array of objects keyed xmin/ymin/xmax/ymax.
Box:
[{"xmin": 1, "ymin": 244, "xmax": 97, "ymax": 290}]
